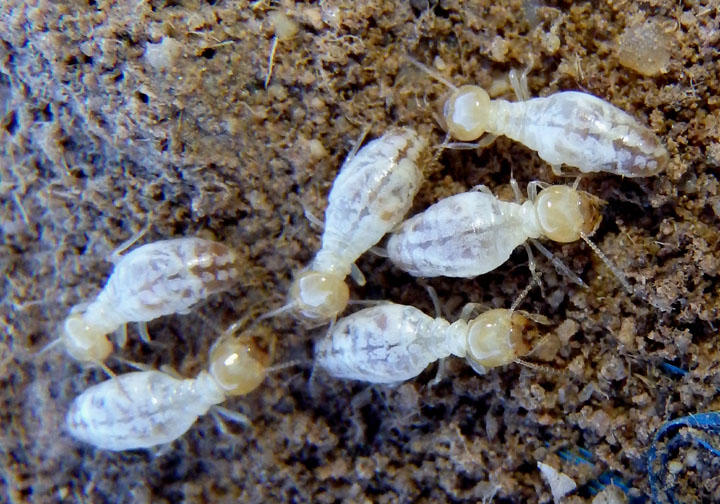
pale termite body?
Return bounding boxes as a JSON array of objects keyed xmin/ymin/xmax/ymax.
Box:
[{"xmin": 62, "ymin": 237, "xmax": 241, "ymax": 362}]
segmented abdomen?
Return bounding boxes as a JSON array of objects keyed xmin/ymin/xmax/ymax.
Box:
[
  {"xmin": 315, "ymin": 304, "xmax": 449, "ymax": 384},
  {"xmin": 319, "ymin": 128, "xmax": 426, "ymax": 268},
  {"xmin": 507, "ymin": 92, "xmax": 668, "ymax": 176},
  {"xmin": 92, "ymin": 238, "xmax": 241, "ymax": 324},
  {"xmin": 66, "ymin": 371, "xmax": 221, "ymax": 451},
  {"xmin": 387, "ymin": 191, "xmax": 527, "ymax": 278}
]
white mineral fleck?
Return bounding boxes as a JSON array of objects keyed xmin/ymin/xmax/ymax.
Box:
[{"xmin": 538, "ymin": 461, "xmax": 577, "ymax": 502}]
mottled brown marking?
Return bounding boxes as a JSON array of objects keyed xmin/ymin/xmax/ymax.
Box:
[{"xmin": 189, "ymin": 242, "xmax": 242, "ymax": 293}]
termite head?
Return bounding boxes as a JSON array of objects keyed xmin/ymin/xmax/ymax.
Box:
[
  {"xmin": 443, "ymin": 85, "xmax": 492, "ymax": 142},
  {"xmin": 534, "ymin": 185, "xmax": 603, "ymax": 243},
  {"xmin": 209, "ymin": 337, "xmax": 270, "ymax": 396},
  {"xmin": 62, "ymin": 313, "xmax": 114, "ymax": 362},
  {"xmin": 465, "ymin": 309, "xmax": 537, "ymax": 373},
  {"xmin": 288, "ymin": 270, "xmax": 349, "ymax": 321}
]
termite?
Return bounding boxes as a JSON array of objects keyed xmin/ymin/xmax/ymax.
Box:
[
  {"xmin": 412, "ymin": 58, "xmax": 669, "ymax": 177},
  {"xmin": 275, "ymin": 127, "xmax": 427, "ymax": 322},
  {"xmin": 58, "ymin": 237, "xmax": 241, "ymax": 364},
  {"xmin": 66, "ymin": 326, "xmax": 276, "ymax": 451},
  {"xmin": 315, "ymin": 283, "xmax": 548, "ymax": 383},
  {"xmin": 386, "ymin": 181, "xmax": 632, "ymax": 293}
]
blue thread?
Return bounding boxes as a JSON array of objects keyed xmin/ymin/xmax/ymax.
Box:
[
  {"xmin": 557, "ymin": 447, "xmax": 594, "ymax": 467},
  {"xmin": 554, "ymin": 446, "xmax": 645, "ymax": 501},
  {"xmin": 648, "ymin": 412, "xmax": 720, "ymax": 504},
  {"xmin": 659, "ymin": 361, "xmax": 688, "ymax": 377}
]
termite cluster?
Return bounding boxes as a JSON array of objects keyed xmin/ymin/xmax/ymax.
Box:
[{"xmin": 57, "ymin": 61, "xmax": 668, "ymax": 452}]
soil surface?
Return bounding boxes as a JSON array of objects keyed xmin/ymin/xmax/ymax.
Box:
[{"xmin": 2, "ymin": 1, "xmax": 719, "ymax": 503}]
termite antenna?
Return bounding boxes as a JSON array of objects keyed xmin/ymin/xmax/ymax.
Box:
[
  {"xmin": 523, "ymin": 242, "xmax": 546, "ymax": 298},
  {"xmin": 111, "ymin": 356, "xmax": 154, "ymax": 372},
  {"xmin": 572, "ymin": 175, "xmax": 582, "ymax": 190},
  {"xmin": 347, "ymin": 299, "xmax": 385, "ymax": 308},
  {"xmin": 308, "ymin": 318, "xmax": 337, "ymax": 396},
  {"xmin": 431, "ymin": 132, "xmax": 452, "ymax": 153},
  {"xmin": 530, "ymin": 238, "xmax": 587, "ymax": 288},
  {"xmin": 420, "ymin": 280, "xmax": 448, "ymax": 387},
  {"xmin": 514, "ymin": 358, "xmax": 563, "ymax": 376},
  {"xmin": 580, "ymin": 232, "xmax": 634, "ymax": 295},
  {"xmin": 524, "ymin": 332, "xmax": 556, "ymax": 357},
  {"xmin": 516, "ymin": 310, "xmax": 552, "ymax": 325},
  {"xmin": 407, "ymin": 56, "xmax": 458, "ymax": 91},
  {"xmin": 254, "ymin": 302, "xmax": 296, "ymax": 323},
  {"xmin": 510, "ymin": 277, "xmax": 538, "ymax": 313},
  {"xmin": 307, "ymin": 361, "xmax": 321, "ymax": 398},
  {"xmin": 35, "ymin": 337, "xmax": 62, "ymax": 356},
  {"xmin": 267, "ymin": 359, "xmax": 311, "ymax": 373}
]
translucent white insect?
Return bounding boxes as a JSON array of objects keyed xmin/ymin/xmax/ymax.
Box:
[
  {"xmin": 60, "ymin": 237, "xmax": 241, "ymax": 363},
  {"xmin": 66, "ymin": 332, "xmax": 270, "ymax": 451},
  {"xmin": 283, "ymin": 127, "xmax": 427, "ymax": 322},
  {"xmin": 387, "ymin": 182, "xmax": 632, "ymax": 292},
  {"xmin": 414, "ymin": 59, "xmax": 668, "ymax": 177},
  {"xmin": 315, "ymin": 294, "xmax": 545, "ymax": 384}
]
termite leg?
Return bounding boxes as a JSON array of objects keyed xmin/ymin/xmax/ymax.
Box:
[
  {"xmin": 420, "ymin": 280, "xmax": 447, "ymax": 387},
  {"xmin": 209, "ymin": 407, "xmax": 250, "ymax": 442},
  {"xmin": 429, "ymin": 359, "xmax": 447, "ymax": 387},
  {"xmin": 108, "ymin": 223, "xmax": 150, "ymax": 264},
  {"xmin": 213, "ymin": 405, "xmax": 252, "ymax": 427},
  {"xmin": 350, "ymin": 263, "xmax": 366, "ymax": 286},
  {"xmin": 510, "ymin": 277, "xmax": 538, "ymax": 312},
  {"xmin": 302, "ymin": 202, "xmax": 324, "ymax": 230},
  {"xmin": 422, "ymin": 282, "xmax": 443, "ymax": 319},
  {"xmin": 116, "ymin": 324, "xmax": 128, "ymax": 348},
  {"xmin": 136, "ymin": 321, "xmax": 151, "ymax": 343},
  {"xmin": 458, "ymin": 302, "xmax": 488, "ymax": 321},
  {"xmin": 510, "ymin": 177, "xmax": 524, "ymax": 203},
  {"xmin": 368, "ymin": 246, "xmax": 388, "ymax": 258},
  {"xmin": 508, "ymin": 55, "xmax": 534, "ymax": 101},
  {"xmin": 526, "ymin": 180, "xmax": 550, "ymax": 202}
]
